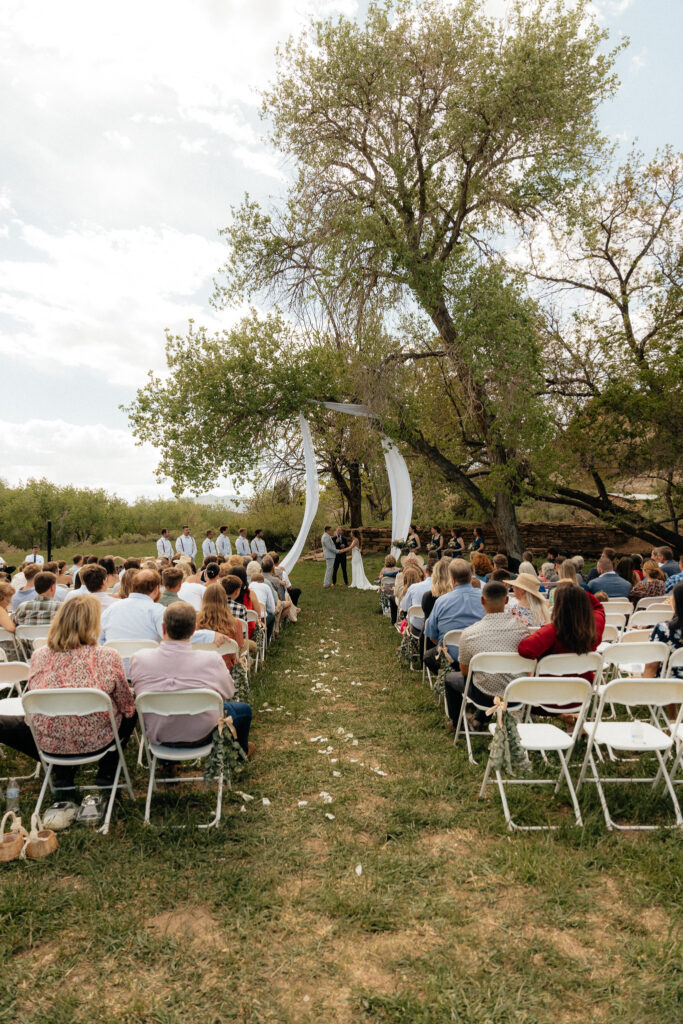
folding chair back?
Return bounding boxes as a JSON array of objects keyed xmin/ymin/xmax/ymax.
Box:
[
  {"xmin": 0, "ymin": 649, "xmax": 5, "ymax": 663},
  {"xmin": 536, "ymin": 652, "xmax": 602, "ymax": 679},
  {"xmin": 600, "ymin": 624, "xmax": 620, "ymax": 644},
  {"xmin": 245, "ymin": 610, "xmax": 260, "ymax": 625},
  {"xmin": 604, "ymin": 612, "xmax": 626, "ymax": 630},
  {"xmin": 442, "ymin": 629, "xmax": 462, "ymax": 650},
  {"xmin": 32, "ymin": 637, "xmax": 48, "ymax": 649},
  {"xmin": 15, "ymin": 625, "xmax": 50, "ymax": 659},
  {"xmin": 644, "ymin": 604, "xmax": 674, "ymax": 617},
  {"xmin": 598, "ymin": 678, "xmax": 683, "ymax": 708},
  {"xmin": 506, "ymin": 675, "xmax": 592, "ymax": 714},
  {"xmin": 605, "ymin": 598, "xmax": 633, "ymax": 610},
  {"xmin": 468, "ymin": 652, "xmax": 536, "ymax": 677},
  {"xmin": 0, "ymin": 626, "xmax": 21, "ymax": 658},
  {"xmin": 667, "ymin": 648, "xmax": 683, "ymax": 675},
  {"xmin": 104, "ymin": 639, "xmax": 159, "ymax": 659},
  {"xmin": 191, "ymin": 639, "xmax": 240, "ymax": 657},
  {"xmin": 602, "ymin": 641, "xmax": 669, "ymax": 672},
  {"xmin": 22, "ymin": 687, "xmax": 135, "ymax": 835},
  {"xmin": 407, "ymin": 605, "xmax": 424, "ymax": 627},
  {"xmin": 629, "ymin": 610, "xmax": 669, "ymax": 629},
  {"xmin": 636, "ymin": 596, "xmax": 668, "ymax": 610},
  {"xmin": 0, "ymin": 662, "xmax": 30, "ymax": 696},
  {"xmin": 135, "ymin": 688, "xmax": 223, "ymax": 720},
  {"xmin": 619, "ymin": 630, "xmax": 656, "ymax": 644}
]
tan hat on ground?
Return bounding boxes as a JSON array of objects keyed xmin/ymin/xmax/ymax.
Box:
[{"xmin": 508, "ymin": 572, "xmax": 544, "ymax": 598}]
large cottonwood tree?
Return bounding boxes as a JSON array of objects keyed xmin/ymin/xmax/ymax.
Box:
[{"xmin": 215, "ymin": 0, "xmax": 619, "ymax": 556}]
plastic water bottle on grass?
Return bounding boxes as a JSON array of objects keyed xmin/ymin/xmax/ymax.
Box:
[{"xmin": 6, "ymin": 778, "xmax": 19, "ymax": 812}]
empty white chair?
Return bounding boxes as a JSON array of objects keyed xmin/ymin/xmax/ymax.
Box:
[
  {"xmin": 605, "ymin": 600, "xmax": 633, "ymax": 615},
  {"xmin": 601, "ymin": 641, "xmax": 669, "ymax": 681},
  {"xmin": 479, "ymin": 676, "xmax": 593, "ymax": 830},
  {"xmin": 629, "ymin": 610, "xmax": 669, "ymax": 630},
  {"xmin": 666, "ymin": 648, "xmax": 683, "ymax": 678},
  {"xmin": 0, "ymin": 662, "xmax": 30, "ymax": 697},
  {"xmin": 577, "ymin": 679, "xmax": 683, "ymax": 830},
  {"xmin": 642, "ymin": 604, "xmax": 674, "ymax": 618},
  {"xmin": 636, "ymin": 596, "xmax": 669, "ymax": 610},
  {"xmin": 604, "ymin": 612, "xmax": 627, "ymax": 632},
  {"xmin": 135, "ymin": 689, "xmax": 226, "ymax": 829},
  {"xmin": 0, "ymin": 626, "xmax": 22, "ymax": 661},
  {"xmin": 454, "ymin": 652, "xmax": 535, "ymax": 763},
  {"xmin": 22, "ymin": 688, "xmax": 135, "ymax": 835},
  {"xmin": 598, "ymin": 624, "xmax": 620, "ymax": 649}
]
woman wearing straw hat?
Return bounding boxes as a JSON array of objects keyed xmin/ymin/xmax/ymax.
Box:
[{"xmin": 507, "ymin": 572, "xmax": 551, "ymax": 628}]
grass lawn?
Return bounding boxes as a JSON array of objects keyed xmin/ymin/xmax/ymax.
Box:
[{"xmin": 0, "ymin": 556, "xmax": 681, "ymax": 1023}]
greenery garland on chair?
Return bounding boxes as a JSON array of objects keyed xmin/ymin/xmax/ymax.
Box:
[
  {"xmin": 485, "ymin": 698, "xmax": 529, "ymax": 776},
  {"xmin": 232, "ymin": 659, "xmax": 251, "ymax": 704},
  {"xmin": 203, "ymin": 714, "xmax": 247, "ymax": 786}
]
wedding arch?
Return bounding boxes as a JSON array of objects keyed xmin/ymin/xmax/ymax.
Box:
[{"xmin": 280, "ymin": 403, "xmax": 413, "ymax": 574}]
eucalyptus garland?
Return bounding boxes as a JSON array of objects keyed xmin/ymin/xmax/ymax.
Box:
[
  {"xmin": 232, "ymin": 660, "xmax": 251, "ymax": 704},
  {"xmin": 202, "ymin": 716, "xmax": 248, "ymax": 785}
]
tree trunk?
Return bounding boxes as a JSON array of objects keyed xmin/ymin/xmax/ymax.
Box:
[
  {"xmin": 348, "ymin": 462, "xmax": 363, "ymax": 528},
  {"xmin": 493, "ymin": 490, "xmax": 525, "ymax": 560}
]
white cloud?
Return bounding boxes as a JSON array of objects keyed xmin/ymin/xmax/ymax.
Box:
[
  {"xmin": 103, "ymin": 129, "xmax": 133, "ymax": 150},
  {"xmin": 0, "ymin": 418, "xmax": 173, "ymax": 500},
  {"xmin": 0, "ymin": 220, "xmax": 240, "ymax": 383}
]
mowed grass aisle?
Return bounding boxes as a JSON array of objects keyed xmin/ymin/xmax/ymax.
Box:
[{"xmin": 1, "ymin": 557, "xmax": 681, "ymax": 1024}]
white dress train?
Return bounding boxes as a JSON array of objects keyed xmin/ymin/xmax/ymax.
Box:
[{"xmin": 350, "ymin": 544, "xmax": 378, "ymax": 591}]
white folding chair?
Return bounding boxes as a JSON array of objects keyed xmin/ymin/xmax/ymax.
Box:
[
  {"xmin": 453, "ymin": 652, "xmax": 535, "ymax": 763},
  {"xmin": 642, "ymin": 604, "xmax": 674, "ymax": 618},
  {"xmin": 596, "ymin": 641, "xmax": 670, "ymax": 735},
  {"xmin": 604, "ymin": 612, "xmax": 627, "ymax": 633},
  {"xmin": 597, "ymin": 623, "xmax": 620, "ymax": 651},
  {"xmin": 0, "ymin": 663, "xmax": 40, "ymax": 782},
  {"xmin": 15, "ymin": 625, "xmax": 50, "ymax": 661},
  {"xmin": 103, "ymin": 639, "xmax": 159, "ymax": 660},
  {"xmin": 605, "ymin": 599, "xmax": 633, "ymax": 613},
  {"xmin": 246, "ymin": 610, "xmax": 264, "ymax": 669},
  {"xmin": 479, "ymin": 676, "xmax": 592, "ymax": 830},
  {"xmin": 0, "ymin": 626, "xmax": 22, "ymax": 661},
  {"xmin": 628, "ymin": 610, "xmax": 669, "ymax": 630},
  {"xmin": 192, "ymin": 639, "xmax": 240, "ymax": 658},
  {"xmin": 135, "ymin": 689, "xmax": 226, "ymax": 829},
  {"xmin": 577, "ymin": 679, "xmax": 683, "ymax": 830},
  {"xmin": 536, "ymin": 652, "xmax": 603, "ymax": 684},
  {"xmin": 0, "ymin": 649, "xmax": 5, "ymax": 663},
  {"xmin": 22, "ymin": 688, "xmax": 135, "ymax": 835},
  {"xmin": 636, "ymin": 596, "xmax": 669, "ymax": 610},
  {"xmin": 435, "ymin": 629, "xmax": 462, "ymax": 696}
]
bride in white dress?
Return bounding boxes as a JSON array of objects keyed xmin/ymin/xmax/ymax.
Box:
[{"xmin": 348, "ymin": 530, "xmax": 378, "ymax": 591}]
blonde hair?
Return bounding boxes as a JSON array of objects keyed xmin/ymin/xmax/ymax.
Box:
[
  {"xmin": 47, "ymin": 594, "xmax": 101, "ymax": 651},
  {"xmin": 197, "ymin": 582, "xmax": 238, "ymax": 637},
  {"xmin": 558, "ymin": 561, "xmax": 577, "ymax": 584},
  {"xmin": 118, "ymin": 568, "xmax": 138, "ymax": 599},
  {"xmin": 518, "ymin": 589, "xmax": 551, "ymax": 626},
  {"xmin": 0, "ymin": 581, "xmax": 14, "ymax": 604},
  {"xmin": 431, "ymin": 559, "xmax": 452, "ymax": 597},
  {"xmin": 399, "ymin": 565, "xmax": 424, "ymax": 602}
]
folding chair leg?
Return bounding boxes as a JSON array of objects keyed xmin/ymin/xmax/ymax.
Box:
[
  {"xmin": 99, "ymin": 762, "xmax": 123, "ymax": 836},
  {"xmin": 199, "ymin": 773, "xmax": 224, "ymax": 829},
  {"xmin": 654, "ymin": 749, "xmax": 683, "ymax": 826},
  {"xmin": 144, "ymin": 756, "xmax": 157, "ymax": 825},
  {"xmin": 33, "ymin": 762, "xmax": 53, "ymax": 821},
  {"xmin": 479, "ymin": 756, "xmax": 493, "ymax": 798},
  {"xmin": 495, "ymin": 771, "xmax": 515, "ymax": 830},
  {"xmin": 557, "ymin": 750, "xmax": 583, "ymax": 827}
]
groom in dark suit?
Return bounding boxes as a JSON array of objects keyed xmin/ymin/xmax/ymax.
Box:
[{"xmin": 332, "ymin": 527, "xmax": 349, "ymax": 586}]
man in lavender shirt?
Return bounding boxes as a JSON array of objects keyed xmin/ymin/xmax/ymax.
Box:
[{"xmin": 130, "ymin": 602, "xmax": 252, "ymax": 755}]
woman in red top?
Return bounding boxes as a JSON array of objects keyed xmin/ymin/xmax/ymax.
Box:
[{"xmin": 518, "ymin": 583, "xmax": 605, "ymax": 681}]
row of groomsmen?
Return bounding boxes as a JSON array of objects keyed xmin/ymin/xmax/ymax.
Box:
[{"xmin": 156, "ymin": 526, "xmax": 268, "ymax": 562}]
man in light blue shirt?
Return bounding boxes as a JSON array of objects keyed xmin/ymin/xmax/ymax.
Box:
[
  {"xmin": 100, "ymin": 570, "xmax": 218, "ymax": 672},
  {"xmin": 424, "ymin": 559, "xmax": 485, "ymax": 670},
  {"xmin": 400, "ymin": 568, "xmax": 432, "ymax": 629}
]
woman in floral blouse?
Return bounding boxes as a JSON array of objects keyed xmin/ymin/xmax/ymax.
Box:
[
  {"xmin": 629, "ymin": 560, "xmax": 667, "ymax": 601},
  {"xmin": 0, "ymin": 594, "xmax": 136, "ymax": 789},
  {"xmin": 645, "ymin": 583, "xmax": 681, "ymax": 680}
]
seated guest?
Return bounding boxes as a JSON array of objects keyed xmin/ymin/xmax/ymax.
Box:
[
  {"xmin": 268, "ymin": 551, "xmax": 301, "ymax": 607},
  {"xmin": 11, "ymin": 563, "xmax": 42, "ymax": 611},
  {"xmin": 518, "ymin": 560, "xmax": 538, "ymax": 578},
  {"xmin": 585, "ymin": 547, "xmax": 616, "ymax": 585},
  {"xmin": 443, "ymin": 581, "xmax": 530, "ymax": 729},
  {"xmin": 178, "ymin": 572, "xmax": 208, "ymax": 610},
  {"xmin": 219, "ymin": 575, "xmax": 249, "ymax": 633},
  {"xmin": 116, "ymin": 568, "xmax": 138, "ymax": 600},
  {"xmin": 470, "ymin": 552, "xmax": 492, "ymax": 583},
  {"xmin": 0, "ymin": 595, "xmax": 136, "ymax": 791},
  {"xmin": 130, "ymin": 602, "xmax": 253, "ymax": 756},
  {"xmin": 539, "ymin": 561, "xmax": 558, "ymax": 585},
  {"xmin": 644, "ymin": 583, "xmax": 683, "ymax": 680},
  {"xmin": 66, "ymin": 555, "xmax": 83, "ymax": 579},
  {"xmin": 262, "ymin": 555, "xmax": 295, "ymax": 624},
  {"xmin": 615, "ymin": 556, "xmax": 637, "ymax": 591},
  {"xmin": 14, "ymin": 571, "xmax": 62, "ymax": 625},
  {"xmin": 396, "ymin": 565, "xmax": 424, "ymax": 615},
  {"xmin": 557, "ymin": 560, "xmax": 578, "ymax": 585},
  {"xmin": 570, "ymin": 555, "xmax": 587, "ymax": 586},
  {"xmin": 421, "ymin": 558, "xmax": 452, "ymax": 621},
  {"xmin": 664, "ymin": 554, "xmax": 683, "ymax": 594},
  {"xmin": 486, "ymin": 554, "xmax": 509, "ymax": 580},
  {"xmin": 400, "ymin": 563, "xmax": 432, "ymax": 630},
  {"xmin": 159, "ymin": 566, "xmax": 184, "ymax": 607},
  {"xmin": 379, "ymin": 555, "xmax": 399, "ymax": 582},
  {"xmin": 100, "ymin": 569, "xmax": 219, "ymax": 650},
  {"xmin": 631, "ymin": 554, "xmax": 644, "ymax": 581},
  {"xmin": 197, "ymin": 583, "xmax": 245, "ymax": 669},
  {"xmin": 518, "ymin": 584, "xmax": 605, "ymax": 680},
  {"xmin": 423, "ymin": 559, "xmax": 485, "ymax": 673},
  {"xmin": 64, "ymin": 564, "xmax": 116, "ymax": 609},
  {"xmin": 630, "ymin": 559, "xmax": 666, "ymax": 600},
  {"xmin": 249, "ymin": 572, "xmax": 277, "ymax": 641},
  {"xmin": 508, "ymin": 573, "xmax": 551, "ymax": 627},
  {"xmin": 97, "ymin": 557, "xmax": 120, "ymax": 592},
  {"xmin": 654, "ymin": 546, "xmax": 680, "ymax": 578},
  {"xmin": 586, "ymin": 557, "xmax": 632, "ymax": 598},
  {"xmin": 490, "ymin": 568, "xmax": 512, "ymax": 582}
]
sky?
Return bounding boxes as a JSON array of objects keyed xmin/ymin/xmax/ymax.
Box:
[{"xmin": 0, "ymin": 0, "xmax": 681, "ymax": 501}]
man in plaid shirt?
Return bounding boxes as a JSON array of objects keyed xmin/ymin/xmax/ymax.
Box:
[{"xmin": 13, "ymin": 572, "xmax": 62, "ymax": 626}]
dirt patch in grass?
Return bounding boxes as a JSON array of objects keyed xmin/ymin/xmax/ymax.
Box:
[{"xmin": 145, "ymin": 904, "xmax": 228, "ymax": 951}]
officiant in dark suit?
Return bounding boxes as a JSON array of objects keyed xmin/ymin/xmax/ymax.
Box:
[{"xmin": 332, "ymin": 526, "xmax": 349, "ymax": 586}]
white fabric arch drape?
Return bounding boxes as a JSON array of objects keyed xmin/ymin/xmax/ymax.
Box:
[{"xmin": 280, "ymin": 405, "xmax": 413, "ymax": 574}]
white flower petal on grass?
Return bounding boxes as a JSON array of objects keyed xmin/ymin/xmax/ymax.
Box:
[
  {"xmin": 262, "ymin": 798, "xmax": 271, "ymax": 807},
  {"xmin": 298, "ymin": 800, "xmax": 309, "ymax": 808},
  {"xmin": 352, "ymin": 739, "xmax": 358, "ymax": 747},
  {"xmin": 325, "ymin": 813, "xmax": 335, "ymax": 820},
  {"xmin": 355, "ymin": 863, "xmax": 363, "ymax": 876},
  {"xmin": 319, "ymin": 791, "xmax": 333, "ymax": 804},
  {"xmin": 330, "ymin": 758, "xmax": 338, "ymax": 763},
  {"xmin": 332, "ymin": 770, "xmax": 341, "ymax": 777},
  {"xmin": 240, "ymin": 805, "xmax": 246, "ymax": 813},
  {"xmin": 236, "ymin": 791, "xmax": 254, "ymax": 802}
]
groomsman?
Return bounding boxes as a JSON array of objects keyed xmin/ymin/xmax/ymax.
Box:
[
  {"xmin": 251, "ymin": 529, "xmax": 267, "ymax": 563},
  {"xmin": 217, "ymin": 526, "xmax": 232, "ymax": 557},
  {"xmin": 25, "ymin": 546, "xmax": 44, "ymax": 565},
  {"xmin": 175, "ymin": 526, "xmax": 197, "ymax": 559},
  {"xmin": 332, "ymin": 527, "xmax": 349, "ymax": 585},
  {"xmin": 236, "ymin": 529, "xmax": 250, "ymax": 557},
  {"xmin": 202, "ymin": 530, "xmax": 217, "ymax": 559},
  {"xmin": 156, "ymin": 529, "xmax": 173, "ymax": 559}
]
